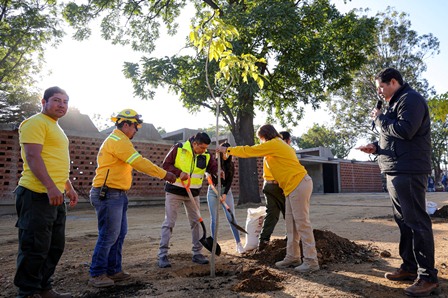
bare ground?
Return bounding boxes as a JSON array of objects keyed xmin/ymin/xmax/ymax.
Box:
[{"xmin": 0, "ymin": 192, "xmax": 447, "ymax": 298}]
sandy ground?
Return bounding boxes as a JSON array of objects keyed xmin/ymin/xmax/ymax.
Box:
[{"xmin": 0, "ymin": 192, "xmax": 447, "ymax": 298}]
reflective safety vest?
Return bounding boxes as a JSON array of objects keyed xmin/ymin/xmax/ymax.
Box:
[{"xmin": 172, "ymin": 140, "xmax": 210, "ymax": 189}]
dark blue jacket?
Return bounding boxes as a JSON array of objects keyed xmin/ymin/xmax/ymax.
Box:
[{"xmin": 373, "ymin": 83, "xmax": 431, "ymax": 174}]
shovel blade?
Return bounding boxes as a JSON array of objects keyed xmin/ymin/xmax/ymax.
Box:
[
  {"xmin": 200, "ymin": 236, "xmax": 221, "ymax": 256},
  {"xmin": 230, "ymin": 222, "xmax": 248, "ymax": 234}
]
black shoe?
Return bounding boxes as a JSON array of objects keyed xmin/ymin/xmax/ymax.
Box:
[
  {"xmin": 257, "ymin": 240, "xmax": 269, "ymax": 251},
  {"xmin": 158, "ymin": 255, "xmax": 171, "ymax": 268}
]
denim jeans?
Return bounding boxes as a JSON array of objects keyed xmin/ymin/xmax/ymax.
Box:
[
  {"xmin": 206, "ymin": 186, "xmax": 241, "ymax": 243},
  {"xmin": 89, "ymin": 187, "xmax": 128, "ymax": 277}
]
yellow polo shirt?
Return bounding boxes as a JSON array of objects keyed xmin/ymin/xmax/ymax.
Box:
[{"xmin": 18, "ymin": 113, "xmax": 70, "ymax": 193}]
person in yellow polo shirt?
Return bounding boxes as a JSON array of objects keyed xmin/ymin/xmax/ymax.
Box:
[
  {"xmin": 216, "ymin": 124, "xmax": 319, "ymax": 273},
  {"xmin": 14, "ymin": 86, "xmax": 78, "ymax": 298},
  {"xmin": 88, "ymin": 109, "xmax": 176, "ymax": 288}
]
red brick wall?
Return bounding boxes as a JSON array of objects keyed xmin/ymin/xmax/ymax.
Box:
[
  {"xmin": 0, "ymin": 129, "xmax": 382, "ymax": 202},
  {"xmin": 339, "ymin": 161, "xmax": 383, "ymax": 192}
]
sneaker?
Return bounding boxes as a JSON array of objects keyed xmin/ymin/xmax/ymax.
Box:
[
  {"xmin": 404, "ymin": 278, "xmax": 440, "ymax": 296},
  {"xmin": 40, "ymin": 289, "xmax": 73, "ymax": 298},
  {"xmin": 236, "ymin": 242, "xmax": 245, "ymax": 254},
  {"xmin": 294, "ymin": 262, "xmax": 320, "ymax": 273},
  {"xmin": 385, "ymin": 268, "xmax": 418, "ymax": 281},
  {"xmin": 108, "ymin": 271, "xmax": 131, "ymax": 282},
  {"xmin": 192, "ymin": 254, "xmax": 209, "ymax": 265},
  {"xmin": 275, "ymin": 258, "xmax": 302, "ymax": 269},
  {"xmin": 158, "ymin": 255, "xmax": 171, "ymax": 268},
  {"xmin": 88, "ymin": 274, "xmax": 114, "ymax": 288}
]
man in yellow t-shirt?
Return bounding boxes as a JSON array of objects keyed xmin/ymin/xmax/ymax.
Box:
[
  {"xmin": 14, "ymin": 86, "xmax": 78, "ymax": 298},
  {"xmin": 88, "ymin": 109, "xmax": 176, "ymax": 288}
]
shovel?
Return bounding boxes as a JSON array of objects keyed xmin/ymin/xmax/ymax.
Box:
[
  {"xmin": 205, "ymin": 173, "xmax": 248, "ymax": 234},
  {"xmin": 181, "ymin": 178, "xmax": 221, "ymax": 256}
]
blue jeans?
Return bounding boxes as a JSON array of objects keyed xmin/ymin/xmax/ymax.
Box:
[
  {"xmin": 206, "ymin": 186, "xmax": 241, "ymax": 243},
  {"xmin": 89, "ymin": 187, "xmax": 128, "ymax": 277}
]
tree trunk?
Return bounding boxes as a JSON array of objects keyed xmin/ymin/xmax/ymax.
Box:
[{"xmin": 232, "ymin": 97, "xmax": 261, "ymax": 205}]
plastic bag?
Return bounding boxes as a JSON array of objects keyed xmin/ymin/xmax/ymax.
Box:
[
  {"xmin": 426, "ymin": 201, "xmax": 437, "ymax": 215},
  {"xmin": 243, "ymin": 206, "xmax": 267, "ymax": 250}
]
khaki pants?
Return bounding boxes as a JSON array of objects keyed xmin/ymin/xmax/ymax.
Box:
[
  {"xmin": 284, "ymin": 175, "xmax": 318, "ymax": 264},
  {"xmin": 158, "ymin": 192, "xmax": 203, "ymax": 258}
]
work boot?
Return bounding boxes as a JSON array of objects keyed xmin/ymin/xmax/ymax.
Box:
[
  {"xmin": 40, "ymin": 289, "xmax": 73, "ymax": 298},
  {"xmin": 236, "ymin": 242, "xmax": 245, "ymax": 254},
  {"xmin": 257, "ymin": 240, "xmax": 269, "ymax": 251},
  {"xmin": 192, "ymin": 254, "xmax": 209, "ymax": 265},
  {"xmin": 404, "ymin": 278, "xmax": 440, "ymax": 297},
  {"xmin": 294, "ymin": 260, "xmax": 320, "ymax": 273},
  {"xmin": 385, "ymin": 268, "xmax": 418, "ymax": 281},
  {"xmin": 275, "ymin": 258, "xmax": 302, "ymax": 269},
  {"xmin": 158, "ymin": 255, "xmax": 171, "ymax": 268},
  {"xmin": 88, "ymin": 274, "xmax": 115, "ymax": 288},
  {"xmin": 108, "ymin": 271, "xmax": 131, "ymax": 282}
]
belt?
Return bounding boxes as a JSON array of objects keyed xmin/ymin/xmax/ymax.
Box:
[
  {"xmin": 264, "ymin": 180, "xmax": 278, "ymax": 184},
  {"xmin": 93, "ymin": 187, "xmax": 126, "ymax": 193}
]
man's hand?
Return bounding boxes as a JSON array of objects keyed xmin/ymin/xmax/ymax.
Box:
[
  {"xmin": 47, "ymin": 185, "xmax": 64, "ymax": 206},
  {"xmin": 220, "ymin": 194, "xmax": 227, "ymax": 203},
  {"xmin": 163, "ymin": 171, "xmax": 177, "ymax": 183},
  {"xmin": 65, "ymin": 180, "xmax": 78, "ymax": 207},
  {"xmin": 179, "ymin": 172, "xmax": 189, "ymax": 181},
  {"xmin": 356, "ymin": 143, "xmax": 377, "ymax": 154}
]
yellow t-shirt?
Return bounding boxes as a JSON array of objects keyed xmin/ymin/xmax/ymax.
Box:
[
  {"xmin": 227, "ymin": 137, "xmax": 307, "ymax": 196},
  {"xmin": 92, "ymin": 129, "xmax": 167, "ymax": 190},
  {"xmin": 18, "ymin": 113, "xmax": 70, "ymax": 193}
]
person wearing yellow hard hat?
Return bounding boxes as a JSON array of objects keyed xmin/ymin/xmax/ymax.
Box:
[{"xmin": 88, "ymin": 108, "xmax": 176, "ymax": 288}]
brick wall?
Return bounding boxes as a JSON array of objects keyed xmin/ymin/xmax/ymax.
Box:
[
  {"xmin": 0, "ymin": 128, "xmax": 382, "ymax": 202},
  {"xmin": 339, "ymin": 161, "xmax": 383, "ymax": 192}
]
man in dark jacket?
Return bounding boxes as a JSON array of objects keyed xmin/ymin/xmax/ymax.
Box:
[{"xmin": 358, "ymin": 68, "xmax": 439, "ymax": 297}]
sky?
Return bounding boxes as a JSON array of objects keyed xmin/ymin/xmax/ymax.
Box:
[{"xmin": 38, "ymin": 0, "xmax": 448, "ymax": 160}]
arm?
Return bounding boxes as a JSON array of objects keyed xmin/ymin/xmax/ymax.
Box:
[
  {"xmin": 23, "ymin": 143, "xmax": 63, "ymax": 206},
  {"xmin": 162, "ymin": 144, "xmax": 183, "ymax": 178},
  {"xmin": 65, "ymin": 180, "xmax": 78, "ymax": 207}
]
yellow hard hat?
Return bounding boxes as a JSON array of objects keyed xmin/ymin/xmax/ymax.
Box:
[{"xmin": 111, "ymin": 109, "xmax": 143, "ymax": 128}]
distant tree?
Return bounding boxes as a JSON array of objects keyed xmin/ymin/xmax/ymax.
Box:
[
  {"xmin": 0, "ymin": 0, "xmax": 65, "ymax": 124},
  {"xmin": 428, "ymin": 94, "xmax": 448, "ymax": 182},
  {"xmin": 296, "ymin": 123, "xmax": 355, "ymax": 159},
  {"xmin": 328, "ymin": 7, "xmax": 440, "ymax": 143}
]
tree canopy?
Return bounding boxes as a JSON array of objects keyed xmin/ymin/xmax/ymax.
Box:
[
  {"xmin": 62, "ymin": 0, "xmax": 377, "ymax": 203},
  {"xmin": 328, "ymin": 7, "xmax": 440, "ymax": 143},
  {"xmin": 0, "ymin": 0, "xmax": 65, "ymax": 123}
]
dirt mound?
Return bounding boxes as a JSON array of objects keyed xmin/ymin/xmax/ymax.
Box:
[
  {"xmin": 246, "ymin": 229, "xmax": 377, "ymax": 266},
  {"xmin": 232, "ymin": 267, "xmax": 286, "ymax": 293}
]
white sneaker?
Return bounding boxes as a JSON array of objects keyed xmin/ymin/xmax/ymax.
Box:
[
  {"xmin": 275, "ymin": 258, "xmax": 302, "ymax": 269},
  {"xmin": 236, "ymin": 242, "xmax": 245, "ymax": 254},
  {"xmin": 294, "ymin": 262, "xmax": 320, "ymax": 273}
]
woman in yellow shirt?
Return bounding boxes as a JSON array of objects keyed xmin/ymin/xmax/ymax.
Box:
[{"xmin": 216, "ymin": 124, "xmax": 319, "ymax": 273}]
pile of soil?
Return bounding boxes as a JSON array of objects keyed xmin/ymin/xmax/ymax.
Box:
[
  {"xmin": 232, "ymin": 229, "xmax": 378, "ymax": 293},
  {"xmin": 246, "ymin": 229, "xmax": 377, "ymax": 266}
]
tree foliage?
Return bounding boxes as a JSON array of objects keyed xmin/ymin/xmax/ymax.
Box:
[
  {"xmin": 428, "ymin": 93, "xmax": 448, "ymax": 182},
  {"xmin": 0, "ymin": 0, "xmax": 64, "ymax": 123},
  {"xmin": 328, "ymin": 7, "xmax": 440, "ymax": 143},
  {"xmin": 62, "ymin": 0, "xmax": 377, "ymax": 202},
  {"xmin": 296, "ymin": 123, "xmax": 355, "ymax": 159}
]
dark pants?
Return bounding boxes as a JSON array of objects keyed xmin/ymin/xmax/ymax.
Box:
[
  {"xmin": 386, "ymin": 174, "xmax": 438, "ymax": 283},
  {"xmin": 14, "ymin": 186, "xmax": 66, "ymax": 298},
  {"xmin": 259, "ymin": 182, "xmax": 286, "ymax": 242}
]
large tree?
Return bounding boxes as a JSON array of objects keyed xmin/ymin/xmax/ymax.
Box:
[
  {"xmin": 328, "ymin": 7, "xmax": 440, "ymax": 143},
  {"xmin": 0, "ymin": 0, "xmax": 65, "ymax": 124},
  {"xmin": 63, "ymin": 0, "xmax": 377, "ymax": 203}
]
